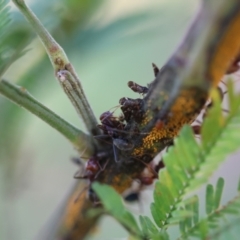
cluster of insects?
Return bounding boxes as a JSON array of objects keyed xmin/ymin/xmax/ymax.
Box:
[
  {"xmin": 73, "ymin": 54, "xmax": 240, "ymax": 204},
  {"xmin": 73, "ymin": 63, "xmax": 164, "ymax": 203}
]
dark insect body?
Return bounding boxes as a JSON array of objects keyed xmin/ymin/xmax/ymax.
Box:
[
  {"xmin": 152, "ymin": 62, "xmax": 160, "ymax": 77},
  {"xmin": 97, "ymin": 110, "xmax": 135, "ymax": 162},
  {"xmin": 119, "ymin": 97, "xmax": 145, "ymax": 123},
  {"xmin": 191, "ymin": 125, "xmax": 201, "ymax": 135},
  {"xmin": 74, "ymin": 153, "xmax": 109, "ymax": 182},
  {"xmin": 128, "ymin": 81, "xmax": 148, "ymax": 95},
  {"xmin": 98, "ymin": 111, "xmax": 125, "ymax": 137},
  {"xmin": 88, "ymin": 188, "xmax": 101, "ymax": 206}
]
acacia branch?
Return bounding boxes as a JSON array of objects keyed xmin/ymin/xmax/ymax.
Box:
[{"xmin": 39, "ymin": 1, "xmax": 240, "ymax": 239}]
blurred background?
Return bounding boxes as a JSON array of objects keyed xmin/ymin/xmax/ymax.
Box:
[{"xmin": 1, "ymin": 0, "xmax": 240, "ymax": 239}]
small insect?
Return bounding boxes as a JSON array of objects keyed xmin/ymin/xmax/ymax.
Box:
[
  {"xmin": 128, "ymin": 81, "xmax": 149, "ymax": 95},
  {"xmin": 191, "ymin": 125, "xmax": 201, "ymax": 135},
  {"xmin": 113, "ymin": 138, "xmax": 134, "ymax": 151},
  {"xmin": 88, "ymin": 188, "xmax": 101, "ymax": 206},
  {"xmin": 119, "ymin": 97, "xmax": 144, "ymax": 123},
  {"xmin": 74, "ymin": 154, "xmax": 109, "ymax": 181},
  {"xmin": 152, "ymin": 62, "xmax": 160, "ymax": 77},
  {"xmin": 99, "ymin": 111, "xmax": 124, "ymax": 128},
  {"xmin": 119, "ymin": 97, "xmax": 142, "ymax": 108},
  {"xmin": 100, "ymin": 111, "xmax": 124, "ymax": 127},
  {"xmin": 72, "ymin": 150, "xmax": 111, "ymax": 204},
  {"xmin": 98, "ymin": 111, "xmax": 125, "ymax": 137}
]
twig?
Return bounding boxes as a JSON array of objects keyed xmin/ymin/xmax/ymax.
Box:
[
  {"xmin": 0, "ymin": 79, "xmax": 94, "ymax": 154},
  {"xmin": 36, "ymin": 181, "xmax": 101, "ymax": 240},
  {"xmin": 133, "ymin": 0, "xmax": 240, "ymax": 154},
  {"xmin": 11, "ymin": 0, "xmax": 101, "ymax": 138}
]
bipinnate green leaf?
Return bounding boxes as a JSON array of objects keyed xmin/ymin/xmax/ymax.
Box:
[
  {"xmin": 201, "ymin": 88, "xmax": 223, "ymax": 151},
  {"xmin": 150, "ymin": 81, "xmax": 240, "ymax": 228},
  {"xmin": 0, "ymin": 0, "xmax": 10, "ymax": 36},
  {"xmin": 0, "ymin": 0, "xmax": 31, "ymax": 77},
  {"xmin": 0, "ymin": 0, "xmax": 11, "ymax": 74},
  {"xmin": 150, "ymin": 231, "xmax": 170, "ymax": 240},
  {"xmin": 206, "ymin": 184, "xmax": 214, "ymax": 214},
  {"xmin": 214, "ymin": 177, "xmax": 224, "ymax": 209},
  {"xmin": 178, "ymin": 196, "xmax": 199, "ymax": 236},
  {"xmin": 139, "ymin": 215, "xmax": 158, "ymax": 237},
  {"xmin": 178, "ymin": 178, "xmax": 240, "ymax": 239}
]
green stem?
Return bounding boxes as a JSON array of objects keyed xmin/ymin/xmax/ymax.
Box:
[
  {"xmin": 11, "ymin": 0, "xmax": 101, "ymax": 136},
  {"xmin": 12, "ymin": 0, "xmax": 68, "ymax": 69},
  {"xmin": 0, "ymin": 79, "xmax": 94, "ymax": 155}
]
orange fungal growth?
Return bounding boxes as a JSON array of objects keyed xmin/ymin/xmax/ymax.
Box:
[
  {"xmin": 208, "ymin": 13, "xmax": 240, "ymax": 86},
  {"xmin": 133, "ymin": 88, "xmax": 207, "ymax": 157}
]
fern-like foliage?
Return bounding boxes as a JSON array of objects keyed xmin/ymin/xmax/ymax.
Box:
[
  {"xmin": 0, "ymin": 0, "xmax": 30, "ymax": 78},
  {"xmin": 0, "ymin": 0, "xmax": 11, "ymax": 75},
  {"xmin": 0, "ymin": 0, "xmax": 10, "ymax": 38},
  {"xmin": 0, "ymin": 0, "xmax": 11, "ymax": 48},
  {"xmin": 178, "ymin": 177, "xmax": 240, "ymax": 239},
  {"xmin": 151, "ymin": 80, "xmax": 240, "ymax": 228}
]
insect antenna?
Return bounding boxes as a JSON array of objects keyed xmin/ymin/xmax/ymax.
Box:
[
  {"xmin": 108, "ymin": 104, "xmax": 121, "ymax": 113},
  {"xmin": 99, "ymin": 106, "xmax": 122, "ymax": 123}
]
